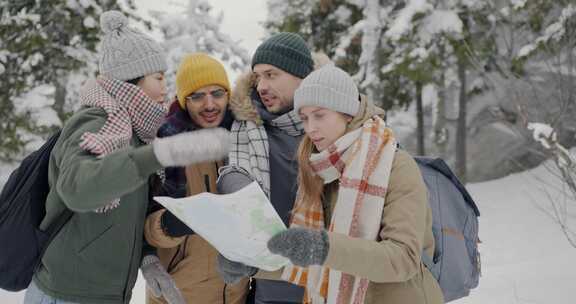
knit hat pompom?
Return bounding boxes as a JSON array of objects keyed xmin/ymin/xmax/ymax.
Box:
[{"xmin": 100, "ymin": 10, "xmax": 128, "ymax": 34}]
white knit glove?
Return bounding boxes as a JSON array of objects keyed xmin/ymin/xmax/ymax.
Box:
[{"xmin": 153, "ymin": 128, "xmax": 231, "ymax": 167}]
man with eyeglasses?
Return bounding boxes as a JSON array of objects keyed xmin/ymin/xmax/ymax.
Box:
[{"xmin": 144, "ymin": 53, "xmax": 249, "ymax": 304}]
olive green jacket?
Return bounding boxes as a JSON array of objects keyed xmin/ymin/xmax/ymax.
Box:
[{"xmin": 34, "ymin": 107, "xmax": 163, "ymax": 303}]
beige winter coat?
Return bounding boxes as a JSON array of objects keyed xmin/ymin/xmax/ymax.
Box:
[
  {"xmin": 255, "ymin": 98, "xmax": 444, "ymax": 304},
  {"xmin": 322, "ymin": 148, "xmax": 444, "ymax": 304}
]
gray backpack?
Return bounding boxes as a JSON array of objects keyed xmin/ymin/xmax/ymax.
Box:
[{"xmin": 415, "ymin": 157, "xmax": 481, "ymax": 303}]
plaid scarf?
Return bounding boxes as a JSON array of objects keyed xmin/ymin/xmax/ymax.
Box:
[
  {"xmin": 281, "ymin": 116, "xmax": 396, "ymax": 304},
  {"xmin": 220, "ymin": 110, "xmax": 303, "ymax": 197},
  {"xmin": 79, "ymin": 76, "xmax": 167, "ymax": 212}
]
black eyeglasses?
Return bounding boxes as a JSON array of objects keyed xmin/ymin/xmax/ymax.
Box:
[{"xmin": 185, "ymin": 89, "xmax": 227, "ymax": 102}]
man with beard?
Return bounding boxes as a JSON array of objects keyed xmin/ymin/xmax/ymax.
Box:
[
  {"xmin": 144, "ymin": 53, "xmax": 249, "ymax": 304},
  {"xmin": 216, "ymin": 33, "xmax": 315, "ymax": 304}
]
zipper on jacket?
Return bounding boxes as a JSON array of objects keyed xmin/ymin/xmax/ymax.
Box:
[
  {"xmin": 204, "ymin": 174, "xmax": 211, "ymax": 192},
  {"xmin": 222, "ymin": 283, "xmax": 227, "ymax": 304}
]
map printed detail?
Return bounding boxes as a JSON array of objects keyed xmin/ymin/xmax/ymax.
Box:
[{"xmin": 154, "ymin": 182, "xmax": 289, "ymax": 271}]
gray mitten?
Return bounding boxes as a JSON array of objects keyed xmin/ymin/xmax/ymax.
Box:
[
  {"xmin": 267, "ymin": 227, "xmax": 329, "ymax": 267},
  {"xmin": 153, "ymin": 128, "xmax": 230, "ymax": 167},
  {"xmin": 141, "ymin": 255, "xmax": 186, "ymax": 304},
  {"xmin": 216, "ymin": 253, "xmax": 258, "ymax": 284}
]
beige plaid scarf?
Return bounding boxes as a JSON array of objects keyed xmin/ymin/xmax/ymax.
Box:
[
  {"xmin": 79, "ymin": 76, "xmax": 167, "ymax": 212},
  {"xmin": 281, "ymin": 116, "xmax": 396, "ymax": 304}
]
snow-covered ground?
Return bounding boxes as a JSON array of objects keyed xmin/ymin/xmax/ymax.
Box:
[
  {"xmin": 1, "ymin": 159, "xmax": 575, "ymax": 303},
  {"xmin": 453, "ymin": 160, "xmax": 576, "ymax": 304}
]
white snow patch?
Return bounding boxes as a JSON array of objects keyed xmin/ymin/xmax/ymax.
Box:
[
  {"xmin": 83, "ymin": 16, "xmax": 96, "ymax": 28},
  {"xmin": 517, "ymin": 43, "xmax": 537, "ymax": 58},
  {"xmin": 333, "ymin": 6, "xmax": 352, "ymax": 23},
  {"xmin": 409, "ymin": 47, "xmax": 429, "ymax": 61},
  {"xmin": 420, "ymin": 10, "xmax": 463, "ymax": 43},
  {"xmin": 386, "ymin": 0, "xmax": 433, "ymax": 41},
  {"xmin": 422, "ymin": 84, "xmax": 437, "ymax": 108},
  {"xmin": 511, "ymin": 0, "xmax": 528, "ymax": 10},
  {"xmin": 527, "ymin": 122, "xmax": 555, "ymax": 149},
  {"xmin": 13, "ymin": 85, "xmax": 62, "ymax": 128}
]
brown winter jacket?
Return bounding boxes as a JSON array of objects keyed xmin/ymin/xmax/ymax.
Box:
[{"xmin": 144, "ymin": 161, "xmax": 249, "ymax": 304}]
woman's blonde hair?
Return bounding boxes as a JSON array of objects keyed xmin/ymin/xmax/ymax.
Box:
[
  {"xmin": 293, "ymin": 135, "xmax": 325, "ymax": 216},
  {"xmin": 292, "ymin": 95, "xmax": 383, "ymax": 217}
]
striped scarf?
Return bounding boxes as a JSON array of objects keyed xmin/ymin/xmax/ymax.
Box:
[
  {"xmin": 220, "ymin": 110, "xmax": 303, "ymax": 197},
  {"xmin": 282, "ymin": 116, "xmax": 396, "ymax": 304},
  {"xmin": 79, "ymin": 76, "xmax": 167, "ymax": 212}
]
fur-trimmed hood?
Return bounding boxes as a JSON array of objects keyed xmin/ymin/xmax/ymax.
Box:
[{"xmin": 228, "ymin": 52, "xmax": 333, "ymax": 124}]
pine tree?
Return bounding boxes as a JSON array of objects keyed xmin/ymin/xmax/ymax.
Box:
[
  {"xmin": 151, "ymin": 0, "xmax": 250, "ymax": 96},
  {"xmin": 381, "ymin": 0, "xmax": 498, "ymax": 181},
  {"xmin": 0, "ymin": 0, "xmax": 133, "ymax": 162}
]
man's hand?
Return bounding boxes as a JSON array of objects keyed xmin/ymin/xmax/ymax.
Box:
[
  {"xmin": 141, "ymin": 255, "xmax": 186, "ymax": 304},
  {"xmin": 216, "ymin": 253, "xmax": 258, "ymax": 284}
]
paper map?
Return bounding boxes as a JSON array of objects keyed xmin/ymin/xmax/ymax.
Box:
[{"xmin": 153, "ymin": 182, "xmax": 289, "ymax": 271}]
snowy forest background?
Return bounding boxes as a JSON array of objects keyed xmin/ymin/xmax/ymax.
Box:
[{"xmin": 1, "ymin": 0, "xmax": 576, "ymax": 303}]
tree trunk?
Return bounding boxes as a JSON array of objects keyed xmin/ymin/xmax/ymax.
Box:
[
  {"xmin": 52, "ymin": 72, "xmax": 68, "ymax": 123},
  {"xmin": 359, "ymin": 0, "xmax": 382, "ymax": 106},
  {"xmin": 456, "ymin": 56, "xmax": 468, "ymax": 183},
  {"xmin": 434, "ymin": 45, "xmax": 448, "ymax": 159},
  {"xmin": 416, "ymin": 81, "xmax": 425, "ymax": 155}
]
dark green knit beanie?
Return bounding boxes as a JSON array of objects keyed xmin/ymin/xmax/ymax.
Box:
[{"xmin": 251, "ymin": 32, "xmax": 314, "ymax": 79}]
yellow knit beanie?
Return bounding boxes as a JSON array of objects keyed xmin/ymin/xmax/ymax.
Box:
[{"xmin": 176, "ymin": 53, "xmax": 231, "ymax": 109}]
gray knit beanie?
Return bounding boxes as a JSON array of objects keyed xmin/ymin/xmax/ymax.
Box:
[
  {"xmin": 98, "ymin": 11, "xmax": 167, "ymax": 81},
  {"xmin": 294, "ymin": 64, "xmax": 360, "ymax": 116}
]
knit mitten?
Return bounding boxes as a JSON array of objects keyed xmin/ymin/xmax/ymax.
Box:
[
  {"xmin": 267, "ymin": 227, "xmax": 329, "ymax": 267},
  {"xmin": 152, "ymin": 128, "xmax": 230, "ymax": 167},
  {"xmin": 216, "ymin": 253, "xmax": 258, "ymax": 284},
  {"xmin": 141, "ymin": 255, "xmax": 185, "ymax": 304}
]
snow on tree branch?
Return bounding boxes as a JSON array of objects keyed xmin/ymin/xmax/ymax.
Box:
[
  {"xmin": 528, "ymin": 122, "xmax": 575, "ymax": 169},
  {"xmin": 516, "ymin": 4, "xmax": 576, "ymax": 59},
  {"xmin": 385, "ymin": 0, "xmax": 432, "ymax": 41},
  {"xmin": 355, "ymin": 0, "xmax": 383, "ymax": 92},
  {"xmin": 151, "ymin": 0, "xmax": 250, "ymax": 96}
]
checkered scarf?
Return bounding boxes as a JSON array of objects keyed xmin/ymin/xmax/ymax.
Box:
[
  {"xmin": 281, "ymin": 116, "xmax": 396, "ymax": 304},
  {"xmin": 79, "ymin": 76, "xmax": 167, "ymax": 212},
  {"xmin": 220, "ymin": 110, "xmax": 303, "ymax": 197}
]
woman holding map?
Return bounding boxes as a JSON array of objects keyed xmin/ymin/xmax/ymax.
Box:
[{"xmin": 265, "ymin": 64, "xmax": 444, "ymax": 304}]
